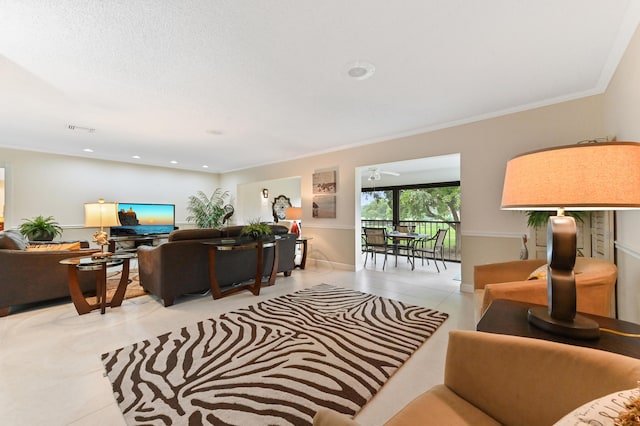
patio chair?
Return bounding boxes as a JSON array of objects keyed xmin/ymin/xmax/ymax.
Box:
[
  {"xmin": 363, "ymin": 227, "xmax": 396, "ymax": 270},
  {"xmin": 414, "ymin": 228, "xmax": 448, "ymax": 272}
]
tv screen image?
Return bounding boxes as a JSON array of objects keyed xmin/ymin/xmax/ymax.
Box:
[{"xmin": 110, "ymin": 203, "xmax": 176, "ymax": 236}]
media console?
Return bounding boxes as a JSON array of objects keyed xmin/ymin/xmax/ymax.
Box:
[{"xmin": 108, "ymin": 234, "xmax": 171, "ymax": 253}]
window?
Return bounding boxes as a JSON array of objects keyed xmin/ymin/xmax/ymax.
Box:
[
  {"xmin": 361, "ymin": 190, "xmax": 393, "ymax": 221},
  {"xmin": 361, "ymin": 182, "xmax": 461, "ymax": 261}
]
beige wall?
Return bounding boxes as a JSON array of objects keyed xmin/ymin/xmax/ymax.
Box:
[
  {"xmin": 604, "ymin": 24, "xmax": 640, "ymax": 321},
  {"xmin": 222, "ymin": 96, "xmax": 605, "ymax": 286},
  {"xmin": 0, "ymin": 147, "xmax": 219, "ymax": 244}
]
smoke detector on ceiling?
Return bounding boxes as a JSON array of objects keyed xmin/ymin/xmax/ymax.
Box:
[{"xmin": 346, "ymin": 61, "xmax": 375, "ymax": 80}]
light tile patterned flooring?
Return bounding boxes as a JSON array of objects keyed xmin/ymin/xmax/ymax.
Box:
[{"xmin": 0, "ymin": 257, "xmax": 474, "ymax": 426}]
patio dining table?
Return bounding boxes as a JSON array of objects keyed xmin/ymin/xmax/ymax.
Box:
[{"xmin": 387, "ymin": 231, "xmax": 430, "ymax": 270}]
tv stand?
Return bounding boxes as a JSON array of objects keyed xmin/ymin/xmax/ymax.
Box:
[{"xmin": 108, "ymin": 234, "xmax": 170, "ymax": 253}]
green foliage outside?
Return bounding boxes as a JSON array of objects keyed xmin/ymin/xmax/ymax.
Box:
[
  {"xmin": 361, "ymin": 186, "xmax": 461, "ymax": 255},
  {"xmin": 398, "ymin": 187, "xmax": 460, "ymax": 222},
  {"xmin": 361, "ymin": 190, "xmax": 393, "ymax": 219}
]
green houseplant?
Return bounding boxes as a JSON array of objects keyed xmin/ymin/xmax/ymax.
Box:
[
  {"xmin": 19, "ymin": 215, "xmax": 63, "ymax": 241},
  {"xmin": 240, "ymin": 219, "xmax": 273, "ymax": 240},
  {"xmin": 526, "ymin": 211, "xmax": 585, "ymax": 228},
  {"xmin": 186, "ymin": 189, "xmax": 231, "ymax": 229}
]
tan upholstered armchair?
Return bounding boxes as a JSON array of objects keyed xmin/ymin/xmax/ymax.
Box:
[
  {"xmin": 314, "ymin": 330, "xmax": 640, "ymax": 426},
  {"xmin": 474, "ymin": 257, "xmax": 617, "ymax": 317}
]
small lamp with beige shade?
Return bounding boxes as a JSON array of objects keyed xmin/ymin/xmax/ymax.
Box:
[{"xmin": 84, "ymin": 199, "xmax": 120, "ymax": 258}]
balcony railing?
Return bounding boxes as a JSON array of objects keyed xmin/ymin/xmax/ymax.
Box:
[{"xmin": 361, "ymin": 219, "xmax": 461, "ymax": 262}]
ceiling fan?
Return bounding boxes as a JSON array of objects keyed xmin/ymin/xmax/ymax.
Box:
[{"xmin": 367, "ymin": 167, "xmax": 400, "ymax": 181}]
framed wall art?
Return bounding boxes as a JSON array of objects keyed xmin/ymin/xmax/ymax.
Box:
[
  {"xmin": 312, "ymin": 170, "xmax": 336, "ymax": 194},
  {"xmin": 312, "ymin": 195, "xmax": 336, "ymax": 218}
]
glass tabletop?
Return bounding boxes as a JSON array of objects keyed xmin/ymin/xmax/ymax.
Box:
[{"xmin": 59, "ymin": 252, "xmax": 136, "ymax": 267}]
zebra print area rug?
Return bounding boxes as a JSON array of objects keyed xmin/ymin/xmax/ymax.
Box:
[{"xmin": 101, "ymin": 284, "xmax": 448, "ymax": 425}]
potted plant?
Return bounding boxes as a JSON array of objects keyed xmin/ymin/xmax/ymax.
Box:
[
  {"xmin": 186, "ymin": 189, "xmax": 231, "ymax": 229},
  {"xmin": 19, "ymin": 215, "xmax": 63, "ymax": 241},
  {"xmin": 241, "ymin": 219, "xmax": 273, "ymax": 241},
  {"xmin": 526, "ymin": 211, "xmax": 585, "ymax": 228}
]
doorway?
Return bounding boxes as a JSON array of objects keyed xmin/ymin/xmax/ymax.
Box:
[{"xmin": 357, "ymin": 153, "xmax": 461, "ymax": 265}]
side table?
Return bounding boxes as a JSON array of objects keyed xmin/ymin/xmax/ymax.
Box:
[
  {"xmin": 477, "ymin": 299, "xmax": 640, "ymax": 358},
  {"xmin": 295, "ymin": 237, "xmax": 312, "ymax": 269},
  {"xmin": 60, "ymin": 253, "xmax": 136, "ymax": 315},
  {"xmin": 204, "ymin": 239, "xmax": 279, "ymax": 300}
]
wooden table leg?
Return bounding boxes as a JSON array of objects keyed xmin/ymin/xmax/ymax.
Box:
[
  {"xmin": 66, "ymin": 259, "xmax": 131, "ymax": 315},
  {"xmin": 98, "ymin": 264, "xmax": 108, "ymax": 314},
  {"xmin": 264, "ymin": 241, "xmax": 279, "ymax": 286},
  {"xmin": 109, "ymin": 258, "xmax": 130, "ymax": 308},
  {"xmin": 67, "ymin": 265, "xmax": 93, "ymax": 315},
  {"xmin": 208, "ymin": 246, "xmax": 224, "ymax": 300},
  {"xmin": 299, "ymin": 239, "xmax": 308, "ymax": 269}
]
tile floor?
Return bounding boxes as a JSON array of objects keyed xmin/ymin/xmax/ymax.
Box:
[{"xmin": 0, "ymin": 257, "xmax": 474, "ymax": 426}]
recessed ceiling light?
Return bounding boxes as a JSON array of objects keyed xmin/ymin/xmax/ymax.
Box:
[
  {"xmin": 132, "ymin": 155, "xmax": 141, "ymax": 159},
  {"xmin": 170, "ymin": 160, "xmax": 178, "ymax": 164},
  {"xmin": 207, "ymin": 130, "xmax": 224, "ymax": 136},
  {"xmin": 345, "ymin": 61, "xmax": 375, "ymax": 80},
  {"xmin": 202, "ymin": 165, "xmax": 209, "ymax": 169},
  {"xmin": 83, "ymin": 148, "xmax": 94, "ymax": 153}
]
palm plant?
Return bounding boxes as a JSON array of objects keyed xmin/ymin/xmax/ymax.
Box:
[{"xmin": 186, "ymin": 189, "xmax": 231, "ymax": 229}]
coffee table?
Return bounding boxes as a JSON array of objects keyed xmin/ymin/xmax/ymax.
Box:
[
  {"xmin": 60, "ymin": 252, "xmax": 136, "ymax": 315},
  {"xmin": 477, "ymin": 299, "xmax": 640, "ymax": 358}
]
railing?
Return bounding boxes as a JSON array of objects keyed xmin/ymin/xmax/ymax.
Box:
[{"xmin": 361, "ymin": 219, "xmax": 461, "ymax": 262}]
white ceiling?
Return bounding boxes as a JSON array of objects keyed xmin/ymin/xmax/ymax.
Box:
[{"xmin": 1, "ymin": 1, "xmax": 639, "ymax": 173}]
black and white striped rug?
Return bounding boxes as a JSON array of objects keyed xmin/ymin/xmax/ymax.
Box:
[{"xmin": 101, "ymin": 284, "xmax": 448, "ymax": 425}]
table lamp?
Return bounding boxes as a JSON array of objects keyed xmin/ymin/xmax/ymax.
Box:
[
  {"xmin": 286, "ymin": 207, "xmax": 302, "ymax": 237},
  {"xmin": 84, "ymin": 198, "xmax": 120, "ymax": 258},
  {"xmin": 501, "ymin": 141, "xmax": 640, "ymax": 339}
]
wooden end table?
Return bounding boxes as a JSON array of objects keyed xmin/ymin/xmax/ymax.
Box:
[
  {"xmin": 477, "ymin": 299, "xmax": 640, "ymax": 358},
  {"xmin": 60, "ymin": 252, "xmax": 136, "ymax": 315},
  {"xmin": 204, "ymin": 239, "xmax": 279, "ymax": 300}
]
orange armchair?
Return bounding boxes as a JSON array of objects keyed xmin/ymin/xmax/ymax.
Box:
[{"xmin": 474, "ymin": 257, "xmax": 617, "ymax": 317}]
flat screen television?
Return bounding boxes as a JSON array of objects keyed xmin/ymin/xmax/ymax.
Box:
[{"xmin": 110, "ymin": 203, "xmax": 176, "ymax": 236}]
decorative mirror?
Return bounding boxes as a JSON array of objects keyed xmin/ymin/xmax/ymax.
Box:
[{"xmin": 272, "ymin": 195, "xmax": 292, "ymax": 222}]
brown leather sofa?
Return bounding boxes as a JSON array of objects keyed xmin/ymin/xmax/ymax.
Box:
[
  {"xmin": 137, "ymin": 225, "xmax": 296, "ymax": 307},
  {"xmin": 314, "ymin": 330, "xmax": 640, "ymax": 426},
  {"xmin": 0, "ymin": 230, "xmax": 99, "ymax": 317},
  {"xmin": 474, "ymin": 257, "xmax": 617, "ymax": 317}
]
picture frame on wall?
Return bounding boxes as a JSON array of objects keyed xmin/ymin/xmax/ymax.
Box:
[
  {"xmin": 312, "ymin": 195, "xmax": 336, "ymax": 218},
  {"xmin": 312, "ymin": 170, "xmax": 336, "ymax": 194}
]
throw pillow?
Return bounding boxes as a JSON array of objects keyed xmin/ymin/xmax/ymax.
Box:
[
  {"xmin": 527, "ymin": 264, "xmax": 548, "ymax": 280},
  {"xmin": 26, "ymin": 242, "xmax": 81, "ymax": 251},
  {"xmin": 0, "ymin": 230, "xmax": 28, "ymax": 250}
]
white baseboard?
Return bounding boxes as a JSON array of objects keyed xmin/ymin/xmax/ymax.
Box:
[
  {"xmin": 305, "ymin": 258, "xmax": 355, "ymax": 271},
  {"xmin": 460, "ymin": 283, "xmax": 474, "ymax": 293}
]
